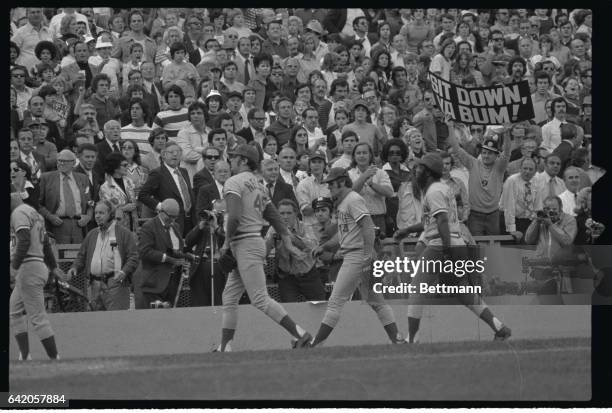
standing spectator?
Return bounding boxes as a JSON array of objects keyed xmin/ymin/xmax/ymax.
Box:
[
  {"xmin": 412, "ymin": 90, "xmax": 439, "ymax": 152},
  {"xmin": 112, "ymin": 10, "xmax": 157, "ymax": 64},
  {"xmin": 237, "ymin": 108, "xmax": 267, "ymax": 147},
  {"xmin": 558, "ymin": 166, "xmax": 584, "ymax": 217},
  {"xmin": 277, "ymin": 147, "xmax": 300, "ymax": 191},
  {"xmin": 11, "ymin": 8, "xmax": 53, "ymax": 72},
  {"xmin": 68, "ymin": 200, "xmax": 138, "ymax": 311},
  {"xmin": 74, "ymin": 143, "xmax": 101, "ymax": 203},
  {"xmin": 507, "ymin": 137, "xmax": 538, "ymax": 176},
  {"xmin": 193, "ymin": 146, "xmax": 222, "ymax": 198},
  {"xmin": 265, "ymin": 199, "xmax": 326, "ymax": 302},
  {"xmin": 447, "ymin": 121, "xmax": 511, "ymax": 236},
  {"xmin": 17, "ymin": 127, "xmax": 46, "ymax": 181},
  {"xmin": 348, "ymin": 142, "xmax": 394, "ymax": 237},
  {"xmin": 247, "ymin": 52, "xmax": 273, "ymax": 110},
  {"xmin": 175, "ymin": 101, "xmax": 209, "ymax": 182},
  {"xmin": 11, "ymin": 66, "xmax": 33, "ymax": 121},
  {"xmin": 48, "ymin": 8, "xmax": 90, "ymax": 40},
  {"xmin": 533, "ymin": 154, "xmax": 567, "ymax": 200},
  {"xmin": 121, "ymin": 98, "xmax": 153, "ymax": 156},
  {"xmin": 500, "ymin": 157, "xmax": 542, "ymax": 242},
  {"xmin": 141, "ymin": 129, "xmax": 168, "ymax": 174},
  {"xmin": 262, "ymin": 19, "xmax": 288, "ymax": 58},
  {"xmin": 135, "ymin": 198, "xmax": 186, "ymax": 309},
  {"xmin": 331, "ymin": 130, "xmax": 358, "ymax": 169},
  {"xmin": 531, "ymin": 71, "xmax": 559, "ymax": 125},
  {"xmin": 552, "ymin": 123, "xmax": 583, "ymax": 172},
  {"xmin": 266, "ymin": 96, "xmax": 294, "ymax": 148},
  {"xmin": 141, "ymin": 61, "xmax": 165, "ymax": 114},
  {"xmin": 430, "ymin": 38, "xmax": 456, "ymax": 81},
  {"xmin": 401, "ymin": 9, "xmax": 435, "ymax": 54},
  {"xmin": 161, "ymin": 41, "xmax": 200, "ymax": 98},
  {"xmin": 153, "ymin": 85, "xmax": 190, "ymax": 138},
  {"xmin": 541, "ymin": 97, "xmax": 568, "ymax": 153},
  {"xmin": 28, "ymin": 118, "xmax": 57, "ymax": 172},
  {"xmin": 94, "ymin": 120, "xmax": 123, "ymax": 179},
  {"xmin": 343, "ymin": 99, "xmax": 385, "ymax": 158},
  {"xmin": 10, "ymin": 160, "xmax": 39, "ymax": 210},
  {"xmin": 433, "ymin": 13, "xmax": 455, "ymax": 50},
  {"xmin": 99, "ymin": 152, "xmax": 139, "ymax": 232},
  {"xmin": 296, "ymin": 151, "xmax": 331, "ymax": 239},
  {"xmin": 381, "ymin": 139, "xmax": 411, "ymax": 236},
  {"xmin": 261, "ymin": 159, "xmax": 299, "ymax": 208},
  {"xmin": 440, "ymin": 150, "xmax": 470, "ymax": 224},
  {"xmin": 121, "ymin": 139, "xmax": 149, "ymax": 203},
  {"xmin": 139, "ymin": 141, "xmax": 195, "ymax": 236},
  {"xmin": 38, "ymin": 149, "xmax": 93, "ymax": 243},
  {"xmin": 61, "ymin": 41, "xmax": 100, "ymax": 98},
  {"xmin": 81, "ymin": 74, "xmax": 121, "ymax": 128}
]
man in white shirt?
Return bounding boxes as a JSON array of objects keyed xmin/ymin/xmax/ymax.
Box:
[
  {"xmin": 534, "ymin": 153, "xmax": 567, "ymax": 201},
  {"xmin": 558, "ymin": 166, "xmax": 583, "ymax": 217},
  {"xmin": 11, "ymin": 8, "xmax": 53, "ymax": 71},
  {"xmin": 278, "ymin": 147, "xmax": 300, "ymax": 190},
  {"xmin": 541, "ymin": 97, "xmax": 568, "ymax": 153},
  {"xmin": 341, "ymin": 8, "xmax": 366, "ymax": 39},
  {"xmin": 332, "ymin": 131, "xmax": 358, "ymax": 169},
  {"xmin": 352, "ymin": 16, "xmax": 372, "ymax": 57}
]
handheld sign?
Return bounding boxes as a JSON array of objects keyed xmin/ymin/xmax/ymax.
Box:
[
  {"xmin": 51, "ymin": 100, "xmax": 70, "ymax": 120},
  {"xmin": 427, "ymin": 71, "xmax": 535, "ymax": 125}
]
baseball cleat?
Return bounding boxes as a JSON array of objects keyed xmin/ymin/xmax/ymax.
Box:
[
  {"xmin": 18, "ymin": 353, "xmax": 32, "ymax": 361},
  {"xmin": 212, "ymin": 343, "xmax": 232, "ymax": 352},
  {"xmin": 494, "ymin": 325, "xmax": 512, "ymax": 341},
  {"xmin": 291, "ymin": 332, "xmax": 313, "ymax": 349}
]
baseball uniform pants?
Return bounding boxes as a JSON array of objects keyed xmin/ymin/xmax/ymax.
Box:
[
  {"xmin": 322, "ymin": 250, "xmax": 396, "ymax": 328},
  {"xmin": 221, "ymin": 236, "xmax": 288, "ymax": 330},
  {"xmin": 9, "ymin": 260, "xmax": 54, "ymax": 340}
]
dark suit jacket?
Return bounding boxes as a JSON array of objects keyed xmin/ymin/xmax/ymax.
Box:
[
  {"xmin": 38, "ymin": 170, "xmax": 92, "ymax": 223},
  {"xmin": 552, "ymin": 140, "xmax": 575, "ymax": 173},
  {"xmin": 236, "ymin": 127, "xmax": 256, "ymax": 143},
  {"xmin": 196, "ymin": 182, "xmax": 221, "ymax": 217},
  {"xmin": 74, "ymin": 164, "xmax": 102, "ymax": 200},
  {"xmin": 22, "ymin": 151, "xmax": 47, "ymax": 177},
  {"xmin": 137, "ymin": 217, "xmax": 184, "ymax": 294},
  {"xmin": 323, "ymin": 9, "xmax": 347, "ymax": 34},
  {"xmin": 138, "ymin": 164, "xmax": 196, "ymax": 234},
  {"xmin": 73, "ymin": 222, "xmax": 139, "ymax": 281},
  {"xmin": 268, "ymin": 179, "xmax": 298, "ymax": 208},
  {"xmin": 94, "ymin": 139, "xmax": 121, "ymax": 178},
  {"xmin": 192, "ymin": 167, "xmax": 215, "ymax": 198}
]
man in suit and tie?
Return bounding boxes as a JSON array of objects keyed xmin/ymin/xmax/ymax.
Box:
[
  {"xmin": 261, "ymin": 158, "xmax": 299, "ymax": 208},
  {"xmin": 135, "ymin": 198, "xmax": 186, "ymax": 309},
  {"xmin": 193, "ymin": 146, "xmax": 221, "ymax": 199},
  {"xmin": 141, "ymin": 62, "xmax": 164, "ymax": 114},
  {"xmin": 60, "ymin": 41, "xmax": 100, "ymax": 101},
  {"xmin": 94, "ymin": 120, "xmax": 123, "ymax": 179},
  {"xmin": 552, "ymin": 123, "xmax": 584, "ymax": 174},
  {"xmin": 38, "ymin": 150, "xmax": 93, "ymax": 244},
  {"xmin": 74, "ymin": 142, "xmax": 102, "ymax": 232},
  {"xmin": 234, "ymin": 36, "xmax": 255, "ymax": 85},
  {"xmin": 196, "ymin": 160, "xmax": 230, "ymax": 216},
  {"xmin": 138, "ymin": 141, "xmax": 196, "ymax": 237},
  {"xmin": 17, "ymin": 127, "xmax": 46, "ymax": 182}
]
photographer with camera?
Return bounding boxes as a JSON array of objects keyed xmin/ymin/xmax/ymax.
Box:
[
  {"xmin": 135, "ymin": 198, "xmax": 189, "ymax": 309},
  {"xmin": 525, "ymin": 195, "xmax": 577, "ymax": 294},
  {"xmin": 69, "ymin": 200, "xmax": 139, "ymax": 311}
]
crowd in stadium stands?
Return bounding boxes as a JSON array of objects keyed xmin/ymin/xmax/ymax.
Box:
[{"xmin": 9, "ymin": 7, "xmax": 603, "ymax": 309}]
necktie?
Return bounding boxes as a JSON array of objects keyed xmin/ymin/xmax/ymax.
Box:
[
  {"xmin": 548, "ymin": 178, "xmax": 556, "ymax": 198},
  {"xmin": 112, "ymin": 143, "xmax": 120, "ymax": 153},
  {"xmin": 244, "ymin": 57, "xmax": 251, "ymax": 85},
  {"xmin": 63, "ymin": 174, "xmax": 76, "ymax": 217},
  {"xmin": 175, "ymin": 169, "xmax": 191, "ymax": 211},
  {"xmin": 524, "ymin": 181, "xmax": 533, "ymax": 214},
  {"xmin": 267, "ymin": 181, "xmax": 274, "ymax": 199}
]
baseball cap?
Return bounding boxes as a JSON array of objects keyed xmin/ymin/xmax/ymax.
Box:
[
  {"xmin": 312, "ymin": 196, "xmax": 333, "ymax": 210},
  {"xmin": 481, "ymin": 138, "xmax": 501, "ymax": 154},
  {"xmin": 351, "ymin": 98, "xmax": 370, "ymax": 113},
  {"xmin": 243, "ymin": 84, "xmax": 256, "ymax": 93},
  {"xmin": 95, "ymin": 37, "xmax": 113, "ymax": 49},
  {"xmin": 305, "ymin": 20, "xmax": 326, "ymax": 35},
  {"xmin": 416, "ymin": 153, "xmax": 444, "ymax": 176},
  {"xmin": 309, "ymin": 150, "xmax": 326, "ymax": 162},
  {"xmin": 228, "ymin": 144, "xmax": 260, "ymax": 163},
  {"xmin": 322, "ymin": 167, "xmax": 349, "ymax": 183},
  {"xmin": 226, "ymin": 91, "xmax": 243, "ymax": 100},
  {"xmin": 205, "ymin": 90, "xmax": 223, "ymax": 100},
  {"xmin": 24, "ymin": 117, "xmax": 47, "ymax": 127}
]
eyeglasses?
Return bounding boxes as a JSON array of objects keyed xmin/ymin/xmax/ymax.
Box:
[
  {"xmin": 12, "ymin": 73, "xmax": 25, "ymax": 78},
  {"xmin": 205, "ymin": 155, "xmax": 220, "ymax": 160},
  {"xmin": 57, "ymin": 159, "xmax": 75, "ymax": 163},
  {"xmin": 227, "ymin": 34, "xmax": 238, "ymax": 39}
]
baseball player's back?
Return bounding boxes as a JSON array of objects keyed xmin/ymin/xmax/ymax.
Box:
[
  {"xmin": 11, "ymin": 203, "xmax": 47, "ymax": 263},
  {"xmin": 224, "ymin": 171, "xmax": 270, "ymax": 237},
  {"xmin": 335, "ymin": 190, "xmax": 369, "ymax": 253}
]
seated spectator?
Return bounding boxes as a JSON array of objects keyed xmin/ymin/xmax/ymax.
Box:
[
  {"xmin": 265, "ymin": 198, "xmax": 326, "ymax": 303},
  {"xmin": 38, "ymin": 149, "xmax": 93, "ymax": 243},
  {"xmin": 348, "ymin": 142, "xmax": 394, "ymax": 238},
  {"xmin": 68, "ymin": 200, "xmax": 138, "ymax": 311}
]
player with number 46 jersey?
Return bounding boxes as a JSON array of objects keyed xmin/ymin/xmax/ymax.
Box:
[{"xmin": 213, "ymin": 145, "xmax": 313, "ymax": 352}]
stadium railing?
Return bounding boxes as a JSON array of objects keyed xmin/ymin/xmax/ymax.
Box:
[{"xmin": 50, "ymin": 235, "xmax": 516, "ymax": 311}]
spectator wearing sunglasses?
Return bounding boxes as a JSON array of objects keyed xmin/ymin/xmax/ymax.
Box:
[{"xmin": 193, "ymin": 146, "xmax": 221, "ymax": 198}]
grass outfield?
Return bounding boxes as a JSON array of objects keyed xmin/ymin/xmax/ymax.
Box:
[{"xmin": 10, "ymin": 337, "xmax": 590, "ymax": 401}]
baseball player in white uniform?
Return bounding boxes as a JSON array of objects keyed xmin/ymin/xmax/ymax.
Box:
[
  {"xmin": 214, "ymin": 144, "xmax": 312, "ymax": 352},
  {"xmin": 310, "ymin": 167, "xmax": 405, "ymax": 347},
  {"xmin": 405, "ymin": 153, "xmax": 511, "ymax": 343},
  {"xmin": 10, "ymin": 192, "xmax": 65, "ymax": 360}
]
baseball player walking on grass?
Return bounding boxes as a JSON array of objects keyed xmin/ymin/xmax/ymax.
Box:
[
  {"xmin": 310, "ymin": 167, "xmax": 405, "ymax": 347},
  {"xmin": 10, "ymin": 192, "xmax": 65, "ymax": 361},
  {"xmin": 213, "ymin": 144, "xmax": 313, "ymax": 352},
  {"xmin": 405, "ymin": 151, "xmax": 511, "ymax": 343}
]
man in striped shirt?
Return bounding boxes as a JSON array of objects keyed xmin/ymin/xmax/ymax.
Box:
[{"xmin": 153, "ymin": 85, "xmax": 190, "ymax": 139}]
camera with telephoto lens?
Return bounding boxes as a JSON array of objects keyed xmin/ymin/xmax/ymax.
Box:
[
  {"xmin": 150, "ymin": 300, "xmax": 171, "ymax": 309},
  {"xmin": 536, "ymin": 210, "xmax": 548, "ymax": 219}
]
